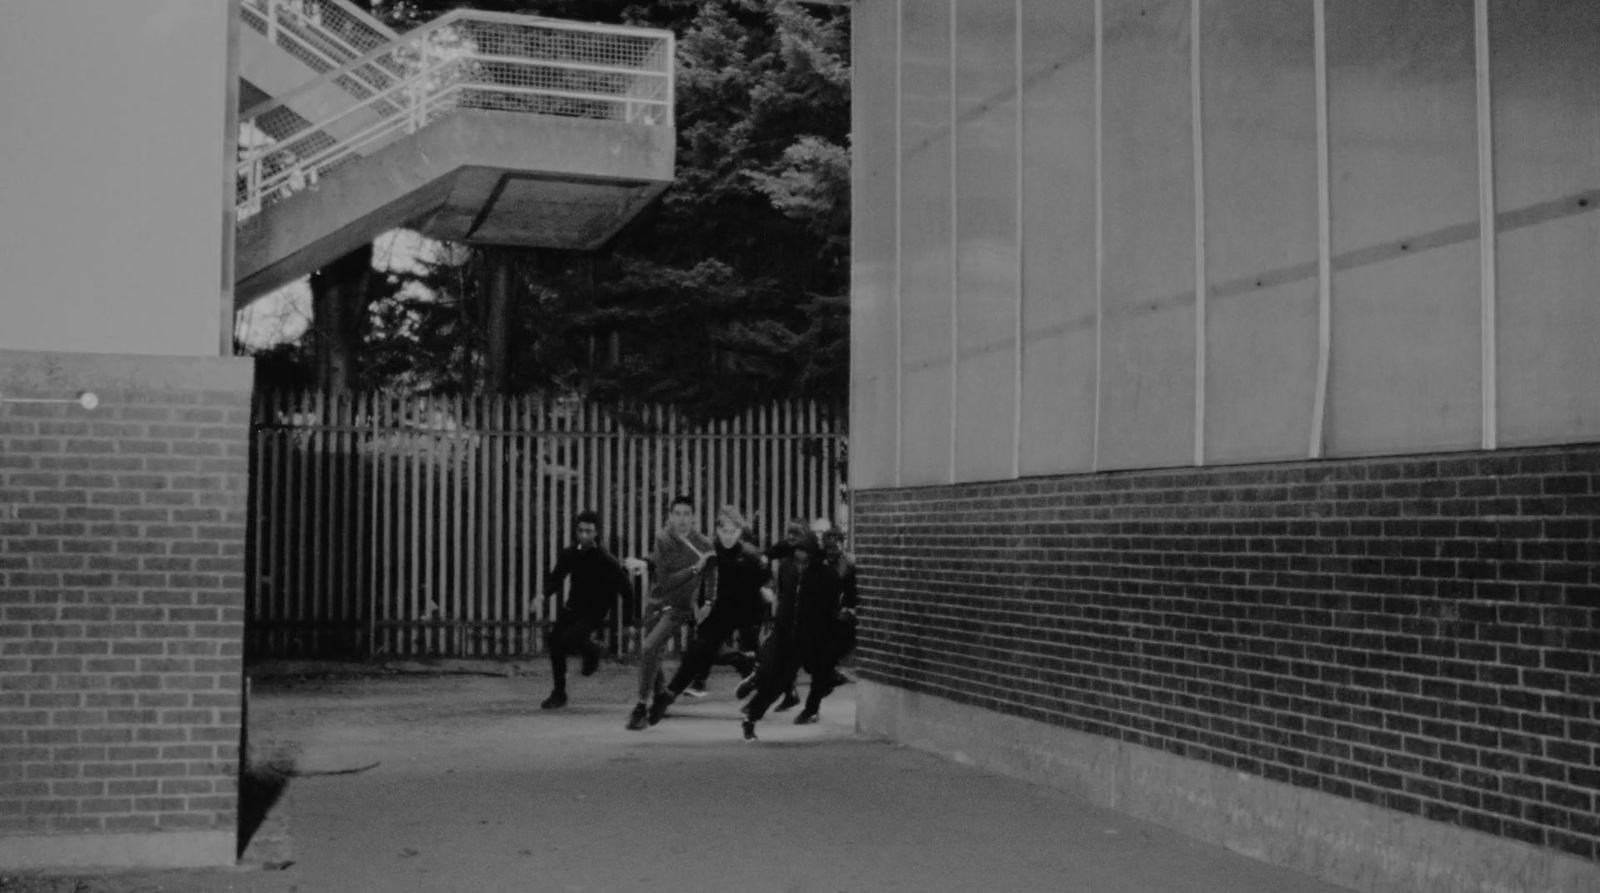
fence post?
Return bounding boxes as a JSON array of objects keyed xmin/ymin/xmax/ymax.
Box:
[{"xmin": 246, "ymin": 395, "xmax": 845, "ymax": 660}]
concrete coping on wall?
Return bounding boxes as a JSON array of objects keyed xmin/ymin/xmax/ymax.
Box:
[{"xmin": 0, "ymin": 349, "xmax": 253, "ymax": 399}]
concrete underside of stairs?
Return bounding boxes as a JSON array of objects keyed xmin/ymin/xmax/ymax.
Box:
[{"xmin": 236, "ymin": 109, "xmax": 674, "ymax": 305}]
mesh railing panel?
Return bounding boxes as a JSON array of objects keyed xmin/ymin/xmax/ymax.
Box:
[
  {"xmin": 237, "ymin": 12, "xmax": 673, "ymax": 219},
  {"xmin": 241, "ymin": 0, "xmax": 398, "ymax": 65}
]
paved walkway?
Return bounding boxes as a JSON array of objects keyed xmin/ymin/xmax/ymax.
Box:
[{"xmin": 5, "ymin": 661, "xmax": 1353, "ymax": 893}]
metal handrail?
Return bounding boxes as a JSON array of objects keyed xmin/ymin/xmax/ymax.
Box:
[
  {"xmin": 241, "ymin": 0, "xmax": 404, "ymax": 101},
  {"xmin": 244, "ymin": 0, "xmax": 398, "ymax": 60},
  {"xmin": 241, "ymin": 8, "xmax": 672, "ymax": 122},
  {"xmin": 236, "ymin": 11, "xmax": 674, "ymax": 219}
]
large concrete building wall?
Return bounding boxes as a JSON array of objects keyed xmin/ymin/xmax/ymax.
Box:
[
  {"xmin": 849, "ymin": 1, "xmax": 1600, "ymax": 891},
  {"xmin": 0, "ymin": 1, "xmax": 252, "ymax": 872},
  {"xmin": 0, "ymin": 1, "xmax": 233, "ymax": 357},
  {"xmin": 850, "ymin": 0, "xmax": 1600, "ymax": 493}
]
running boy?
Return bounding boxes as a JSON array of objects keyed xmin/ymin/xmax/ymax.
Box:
[
  {"xmin": 626, "ymin": 496, "xmax": 713, "ymax": 731},
  {"xmin": 538, "ymin": 510, "xmax": 633, "ymax": 709},
  {"xmin": 648, "ymin": 506, "xmax": 767, "ymax": 724}
]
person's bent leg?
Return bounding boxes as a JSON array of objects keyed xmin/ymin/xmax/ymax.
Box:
[
  {"xmin": 563, "ymin": 618, "xmax": 603, "ymax": 676},
  {"xmin": 542, "ymin": 618, "xmax": 570, "ymax": 709},
  {"xmin": 797, "ymin": 652, "xmax": 839, "ymax": 723},
  {"xmin": 667, "ymin": 626, "xmax": 725, "ymax": 696},
  {"xmin": 655, "ymin": 618, "xmax": 730, "ymax": 722},
  {"xmin": 629, "ymin": 611, "xmax": 680, "ymax": 729},
  {"xmin": 745, "ymin": 650, "xmax": 801, "ymax": 724}
]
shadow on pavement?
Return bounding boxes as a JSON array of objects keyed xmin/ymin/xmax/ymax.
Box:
[{"xmin": 236, "ymin": 759, "xmax": 290, "ymax": 861}]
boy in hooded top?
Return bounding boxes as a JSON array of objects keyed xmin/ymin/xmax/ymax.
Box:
[
  {"xmin": 647, "ymin": 506, "xmax": 768, "ymax": 724},
  {"xmin": 734, "ymin": 518, "xmax": 811, "ymax": 712},
  {"xmin": 800, "ymin": 522, "xmax": 858, "ymax": 721},
  {"xmin": 539, "ymin": 510, "xmax": 633, "ymax": 710},
  {"xmin": 738, "ymin": 530, "xmax": 849, "ymax": 740},
  {"xmin": 625, "ymin": 495, "xmax": 713, "ymax": 731}
]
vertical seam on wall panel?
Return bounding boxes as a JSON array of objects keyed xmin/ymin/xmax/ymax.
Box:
[
  {"xmin": 1310, "ymin": 0, "xmax": 1332, "ymax": 460},
  {"xmin": 1190, "ymin": 0, "xmax": 1206, "ymax": 467},
  {"xmin": 949, "ymin": 0, "xmax": 960, "ymax": 485},
  {"xmin": 1012, "ymin": 0, "xmax": 1024, "ymax": 480},
  {"xmin": 1092, "ymin": 0, "xmax": 1104, "ymax": 473},
  {"xmin": 1476, "ymin": 0, "xmax": 1498, "ymax": 450},
  {"xmin": 894, "ymin": 0, "xmax": 905, "ymax": 487}
]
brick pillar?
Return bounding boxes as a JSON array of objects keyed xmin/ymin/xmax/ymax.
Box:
[{"xmin": 0, "ymin": 349, "xmax": 252, "ymax": 870}]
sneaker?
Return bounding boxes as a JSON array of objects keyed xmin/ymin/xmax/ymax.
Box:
[
  {"xmin": 794, "ymin": 709, "xmax": 819, "ymax": 725},
  {"xmin": 734, "ymin": 674, "xmax": 758, "ymax": 700},
  {"xmin": 540, "ymin": 691, "xmax": 568, "ymax": 710},
  {"xmin": 580, "ymin": 651, "xmax": 601, "ymax": 677},
  {"xmin": 682, "ymin": 681, "xmax": 708, "ymax": 699},
  {"xmin": 647, "ymin": 690, "xmax": 675, "ymax": 725},
  {"xmin": 773, "ymin": 690, "xmax": 801, "ymax": 713},
  {"xmin": 741, "ymin": 720, "xmax": 758, "ymax": 742},
  {"xmin": 625, "ymin": 703, "xmax": 649, "ymax": 731}
]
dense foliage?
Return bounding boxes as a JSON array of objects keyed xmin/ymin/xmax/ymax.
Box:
[{"xmin": 252, "ymin": 0, "xmax": 850, "ymax": 420}]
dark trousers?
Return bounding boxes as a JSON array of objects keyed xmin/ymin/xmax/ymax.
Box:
[
  {"xmin": 547, "ymin": 615, "xmax": 602, "ymax": 692},
  {"xmin": 799, "ymin": 648, "xmax": 842, "ymax": 713},
  {"xmin": 690, "ymin": 623, "xmax": 761, "ymax": 687},
  {"xmin": 668, "ymin": 613, "xmax": 757, "ymax": 695},
  {"xmin": 746, "ymin": 626, "xmax": 846, "ymax": 720},
  {"xmin": 744, "ymin": 633, "xmax": 801, "ymax": 721}
]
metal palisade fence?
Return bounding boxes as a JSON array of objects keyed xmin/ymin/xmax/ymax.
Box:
[{"xmin": 246, "ymin": 391, "xmax": 847, "ymax": 659}]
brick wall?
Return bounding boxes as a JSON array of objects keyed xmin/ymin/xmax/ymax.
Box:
[
  {"xmin": 0, "ymin": 350, "xmax": 252, "ymax": 865},
  {"xmin": 853, "ymin": 445, "xmax": 1600, "ymax": 863}
]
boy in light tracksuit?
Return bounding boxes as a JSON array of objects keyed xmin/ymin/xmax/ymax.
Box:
[{"xmin": 625, "ymin": 495, "xmax": 713, "ymax": 731}]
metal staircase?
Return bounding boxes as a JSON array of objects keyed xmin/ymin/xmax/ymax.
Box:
[{"xmin": 234, "ymin": 5, "xmax": 675, "ymax": 305}]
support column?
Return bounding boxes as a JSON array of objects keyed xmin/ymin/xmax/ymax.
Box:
[
  {"xmin": 310, "ymin": 244, "xmax": 374, "ymax": 393},
  {"xmin": 482, "ymin": 247, "xmax": 514, "ymax": 394}
]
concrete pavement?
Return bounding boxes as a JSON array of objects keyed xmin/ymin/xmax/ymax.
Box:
[{"xmin": 3, "ymin": 661, "xmax": 1355, "ymax": 893}]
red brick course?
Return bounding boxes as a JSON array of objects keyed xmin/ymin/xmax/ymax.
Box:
[
  {"xmin": 853, "ymin": 445, "xmax": 1600, "ymax": 862},
  {"xmin": 2, "ymin": 352, "xmax": 250, "ymax": 841}
]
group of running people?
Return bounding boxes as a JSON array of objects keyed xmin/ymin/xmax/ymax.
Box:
[{"xmin": 537, "ymin": 496, "xmax": 857, "ymax": 742}]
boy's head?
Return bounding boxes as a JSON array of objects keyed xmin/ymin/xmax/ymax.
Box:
[
  {"xmin": 574, "ymin": 510, "xmax": 600, "ymax": 546},
  {"xmin": 792, "ymin": 532, "xmax": 822, "ymax": 570},
  {"xmin": 821, "ymin": 525, "xmax": 845, "ymax": 556},
  {"xmin": 668, "ymin": 495, "xmax": 696, "ymax": 535},
  {"xmin": 714, "ymin": 505, "xmax": 746, "ymax": 548},
  {"xmin": 783, "ymin": 518, "xmax": 810, "ymax": 546}
]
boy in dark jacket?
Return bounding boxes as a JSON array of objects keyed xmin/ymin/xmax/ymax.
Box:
[
  {"xmin": 648, "ymin": 506, "xmax": 767, "ymax": 724},
  {"xmin": 739, "ymin": 527, "xmax": 856, "ymax": 740},
  {"xmin": 540, "ymin": 510, "xmax": 633, "ymax": 709}
]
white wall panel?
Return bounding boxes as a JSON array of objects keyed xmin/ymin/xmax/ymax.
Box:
[
  {"xmin": 1018, "ymin": 0, "xmax": 1096, "ymax": 477},
  {"xmin": 1326, "ymin": 0, "xmax": 1481, "ymax": 456},
  {"xmin": 862, "ymin": 0, "xmax": 1600, "ymax": 485},
  {"xmin": 1200, "ymin": 0, "xmax": 1320, "ymax": 464},
  {"xmin": 0, "ymin": 1, "xmax": 231, "ymax": 356},
  {"xmin": 953, "ymin": 0, "xmax": 1019, "ymax": 483},
  {"xmin": 850, "ymin": 0, "xmax": 902, "ymax": 490},
  {"xmin": 899, "ymin": 0, "xmax": 955, "ymax": 485},
  {"xmin": 1098, "ymin": 0, "xmax": 1196, "ymax": 471},
  {"xmin": 1491, "ymin": 0, "xmax": 1600, "ymax": 447}
]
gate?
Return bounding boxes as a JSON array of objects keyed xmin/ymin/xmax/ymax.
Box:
[{"xmin": 246, "ymin": 391, "xmax": 847, "ymax": 659}]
